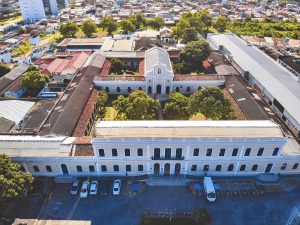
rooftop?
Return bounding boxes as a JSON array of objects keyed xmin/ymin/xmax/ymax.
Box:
[
  {"xmin": 145, "ymin": 47, "xmax": 172, "ymax": 73},
  {"xmin": 208, "ymin": 33, "xmax": 300, "ymax": 127},
  {"xmin": 94, "ymin": 120, "xmax": 284, "ymax": 139}
]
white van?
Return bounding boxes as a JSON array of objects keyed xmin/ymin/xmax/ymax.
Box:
[{"xmin": 203, "ymin": 177, "xmax": 216, "ymax": 202}]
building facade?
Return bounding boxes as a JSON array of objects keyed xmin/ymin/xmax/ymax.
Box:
[
  {"xmin": 3, "ymin": 121, "xmax": 300, "ymax": 177},
  {"xmin": 94, "ymin": 47, "xmax": 225, "ymax": 95}
]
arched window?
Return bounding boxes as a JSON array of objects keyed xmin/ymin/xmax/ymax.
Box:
[
  {"xmin": 127, "ymin": 87, "xmax": 131, "ymax": 93},
  {"xmin": 138, "ymin": 87, "xmax": 142, "ymax": 90},
  {"xmin": 105, "ymin": 87, "xmax": 109, "ymax": 93},
  {"xmin": 117, "ymin": 87, "xmax": 121, "ymax": 93},
  {"xmin": 158, "ymin": 68, "xmax": 161, "ymax": 74},
  {"xmin": 175, "ymin": 87, "xmax": 179, "ymax": 92},
  {"xmin": 187, "ymin": 86, "xmax": 191, "ymax": 92},
  {"xmin": 33, "ymin": 165, "xmax": 39, "ymax": 172}
]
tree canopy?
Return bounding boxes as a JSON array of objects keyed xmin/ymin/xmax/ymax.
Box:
[
  {"xmin": 182, "ymin": 27, "xmax": 199, "ymax": 44},
  {"xmin": 21, "ymin": 71, "xmax": 49, "ymax": 94},
  {"xmin": 179, "ymin": 39, "xmax": 211, "ymax": 72},
  {"xmin": 119, "ymin": 19, "xmax": 135, "ymax": 34},
  {"xmin": 0, "ymin": 154, "xmax": 33, "ymax": 216},
  {"xmin": 81, "ymin": 19, "xmax": 97, "ymax": 37},
  {"xmin": 163, "ymin": 92, "xmax": 191, "ymax": 120},
  {"xmin": 112, "ymin": 90, "xmax": 160, "ymax": 120},
  {"xmin": 100, "ymin": 16, "xmax": 118, "ymax": 35},
  {"xmin": 146, "ymin": 16, "xmax": 165, "ymax": 30},
  {"xmin": 59, "ymin": 22, "xmax": 79, "ymax": 38},
  {"xmin": 109, "ymin": 58, "xmax": 123, "ymax": 74},
  {"xmin": 214, "ymin": 16, "xmax": 227, "ymax": 33},
  {"xmin": 0, "ymin": 63, "xmax": 10, "ymax": 77},
  {"xmin": 189, "ymin": 87, "xmax": 235, "ymax": 120},
  {"xmin": 96, "ymin": 90, "xmax": 108, "ymax": 119},
  {"xmin": 129, "ymin": 13, "xmax": 147, "ymax": 30}
]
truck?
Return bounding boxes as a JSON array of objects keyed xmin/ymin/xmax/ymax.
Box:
[{"xmin": 203, "ymin": 177, "xmax": 216, "ymax": 202}]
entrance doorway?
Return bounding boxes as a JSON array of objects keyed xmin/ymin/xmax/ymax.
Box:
[
  {"xmin": 157, "ymin": 85, "xmax": 162, "ymax": 94},
  {"xmin": 175, "ymin": 163, "xmax": 181, "ymax": 176},
  {"xmin": 154, "ymin": 163, "xmax": 160, "ymax": 174},
  {"xmin": 61, "ymin": 164, "xmax": 69, "ymax": 174},
  {"xmin": 166, "ymin": 86, "xmax": 170, "ymax": 94},
  {"xmin": 164, "ymin": 163, "xmax": 170, "ymax": 176},
  {"xmin": 265, "ymin": 163, "xmax": 273, "ymax": 173},
  {"xmin": 148, "ymin": 86, "xmax": 152, "ymax": 94}
]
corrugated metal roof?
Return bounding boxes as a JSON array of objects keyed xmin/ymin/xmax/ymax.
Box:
[
  {"xmin": 208, "ymin": 33, "xmax": 300, "ymax": 127},
  {"xmin": 0, "ymin": 100, "xmax": 34, "ymax": 125}
]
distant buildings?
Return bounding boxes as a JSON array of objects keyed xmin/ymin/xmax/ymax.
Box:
[{"xmin": 18, "ymin": 0, "xmax": 68, "ymax": 21}]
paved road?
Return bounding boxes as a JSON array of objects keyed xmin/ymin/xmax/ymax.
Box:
[{"xmin": 35, "ymin": 182, "xmax": 300, "ymax": 225}]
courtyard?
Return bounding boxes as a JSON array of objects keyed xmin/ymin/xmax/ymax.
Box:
[{"xmin": 14, "ymin": 177, "xmax": 300, "ymax": 225}]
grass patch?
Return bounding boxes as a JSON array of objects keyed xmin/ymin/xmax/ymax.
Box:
[{"xmin": 190, "ymin": 113, "xmax": 206, "ymax": 120}]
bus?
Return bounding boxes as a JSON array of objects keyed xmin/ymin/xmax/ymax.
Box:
[{"xmin": 203, "ymin": 177, "xmax": 216, "ymax": 202}]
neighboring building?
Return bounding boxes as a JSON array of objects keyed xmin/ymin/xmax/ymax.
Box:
[
  {"xmin": 18, "ymin": 0, "xmax": 46, "ymax": 21},
  {"xmin": 208, "ymin": 33, "xmax": 300, "ymax": 140},
  {"xmin": 286, "ymin": 206, "xmax": 300, "ymax": 225},
  {"xmin": 3, "ymin": 120, "xmax": 300, "ymax": 177},
  {"xmin": 94, "ymin": 47, "xmax": 225, "ymax": 95},
  {"xmin": 18, "ymin": 0, "xmax": 68, "ymax": 21}
]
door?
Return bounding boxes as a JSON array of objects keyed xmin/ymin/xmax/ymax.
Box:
[
  {"xmin": 265, "ymin": 163, "xmax": 273, "ymax": 173},
  {"xmin": 175, "ymin": 163, "xmax": 181, "ymax": 176},
  {"xmin": 154, "ymin": 163, "xmax": 160, "ymax": 174},
  {"xmin": 165, "ymin": 148, "xmax": 171, "ymax": 159},
  {"xmin": 164, "ymin": 163, "xmax": 170, "ymax": 176},
  {"xmin": 157, "ymin": 85, "xmax": 162, "ymax": 94},
  {"xmin": 166, "ymin": 86, "xmax": 170, "ymax": 94},
  {"xmin": 61, "ymin": 164, "xmax": 69, "ymax": 174},
  {"xmin": 154, "ymin": 148, "xmax": 160, "ymax": 159},
  {"xmin": 148, "ymin": 86, "xmax": 152, "ymax": 94}
]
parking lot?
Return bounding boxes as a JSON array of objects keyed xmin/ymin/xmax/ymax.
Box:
[{"xmin": 14, "ymin": 177, "xmax": 300, "ymax": 225}]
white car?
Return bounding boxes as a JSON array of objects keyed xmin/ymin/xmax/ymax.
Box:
[
  {"xmin": 80, "ymin": 181, "xmax": 90, "ymax": 198},
  {"xmin": 89, "ymin": 180, "xmax": 98, "ymax": 195},
  {"xmin": 70, "ymin": 180, "xmax": 79, "ymax": 195},
  {"xmin": 113, "ymin": 180, "xmax": 121, "ymax": 195}
]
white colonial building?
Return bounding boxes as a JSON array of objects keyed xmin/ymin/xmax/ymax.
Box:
[
  {"xmin": 2, "ymin": 120, "xmax": 300, "ymax": 177},
  {"xmin": 94, "ymin": 47, "xmax": 225, "ymax": 95}
]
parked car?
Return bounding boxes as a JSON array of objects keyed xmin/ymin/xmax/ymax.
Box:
[
  {"xmin": 100, "ymin": 181, "xmax": 109, "ymax": 196},
  {"xmin": 113, "ymin": 180, "xmax": 121, "ymax": 195},
  {"xmin": 70, "ymin": 180, "xmax": 79, "ymax": 195},
  {"xmin": 90, "ymin": 180, "xmax": 98, "ymax": 195},
  {"xmin": 80, "ymin": 181, "xmax": 90, "ymax": 198}
]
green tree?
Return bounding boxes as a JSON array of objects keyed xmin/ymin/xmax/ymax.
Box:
[
  {"xmin": 113, "ymin": 90, "xmax": 159, "ymax": 120},
  {"xmin": 26, "ymin": 66, "xmax": 39, "ymax": 72},
  {"xmin": 119, "ymin": 19, "xmax": 135, "ymax": 34},
  {"xmin": 189, "ymin": 87, "xmax": 235, "ymax": 120},
  {"xmin": 172, "ymin": 19, "xmax": 190, "ymax": 39},
  {"xmin": 213, "ymin": 16, "xmax": 227, "ymax": 33},
  {"xmin": 81, "ymin": 19, "xmax": 97, "ymax": 37},
  {"xmin": 0, "ymin": 63, "xmax": 11, "ymax": 77},
  {"xmin": 100, "ymin": 16, "xmax": 118, "ymax": 35},
  {"xmin": 129, "ymin": 13, "xmax": 147, "ymax": 29},
  {"xmin": 197, "ymin": 9, "xmax": 213, "ymax": 31},
  {"xmin": 146, "ymin": 16, "xmax": 165, "ymax": 30},
  {"xmin": 13, "ymin": 41, "xmax": 32, "ymax": 56},
  {"xmin": 59, "ymin": 22, "xmax": 79, "ymax": 38},
  {"xmin": 96, "ymin": 90, "xmax": 108, "ymax": 119},
  {"xmin": 182, "ymin": 27, "xmax": 198, "ymax": 43},
  {"xmin": 21, "ymin": 71, "xmax": 49, "ymax": 94},
  {"xmin": 109, "ymin": 58, "xmax": 123, "ymax": 74},
  {"xmin": 179, "ymin": 39, "xmax": 211, "ymax": 72},
  {"xmin": 163, "ymin": 92, "xmax": 191, "ymax": 120},
  {"xmin": 0, "ymin": 154, "xmax": 33, "ymax": 216}
]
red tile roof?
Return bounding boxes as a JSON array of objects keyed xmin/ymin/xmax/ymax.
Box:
[
  {"xmin": 72, "ymin": 89, "xmax": 99, "ymax": 137},
  {"xmin": 100, "ymin": 59, "xmax": 111, "ymax": 76}
]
